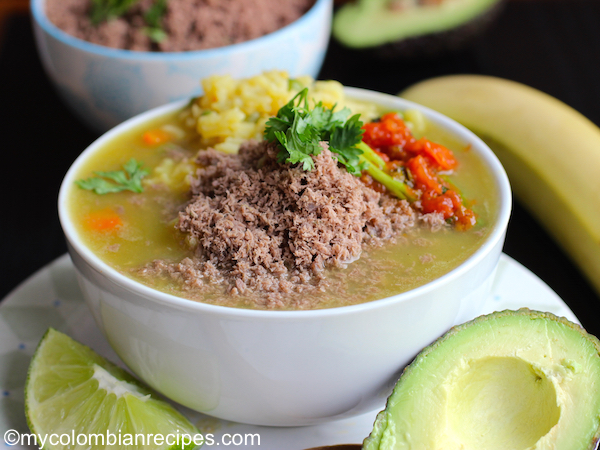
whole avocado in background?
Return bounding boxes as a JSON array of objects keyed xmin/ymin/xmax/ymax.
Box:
[
  {"xmin": 332, "ymin": 0, "xmax": 504, "ymax": 58},
  {"xmin": 363, "ymin": 309, "xmax": 600, "ymax": 450}
]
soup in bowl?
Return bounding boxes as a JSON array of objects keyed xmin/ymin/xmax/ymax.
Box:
[{"xmin": 58, "ymin": 72, "xmax": 511, "ymax": 426}]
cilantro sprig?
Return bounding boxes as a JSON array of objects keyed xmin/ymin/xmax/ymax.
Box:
[
  {"xmin": 75, "ymin": 159, "xmax": 148, "ymax": 195},
  {"xmin": 264, "ymin": 88, "xmax": 366, "ymax": 174}
]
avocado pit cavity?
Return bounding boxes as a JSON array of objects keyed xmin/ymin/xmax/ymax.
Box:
[{"xmin": 447, "ymin": 356, "xmax": 560, "ymax": 450}]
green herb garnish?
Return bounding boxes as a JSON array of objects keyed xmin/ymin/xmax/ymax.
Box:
[
  {"xmin": 264, "ymin": 88, "xmax": 416, "ymax": 201},
  {"xmin": 90, "ymin": 0, "xmax": 168, "ymax": 42},
  {"xmin": 89, "ymin": 0, "xmax": 140, "ymax": 25},
  {"xmin": 264, "ymin": 88, "xmax": 365, "ymax": 173},
  {"xmin": 75, "ymin": 159, "xmax": 148, "ymax": 194},
  {"xmin": 143, "ymin": 27, "xmax": 167, "ymax": 43},
  {"xmin": 143, "ymin": 0, "xmax": 168, "ymax": 42},
  {"xmin": 288, "ymin": 78, "xmax": 305, "ymax": 92}
]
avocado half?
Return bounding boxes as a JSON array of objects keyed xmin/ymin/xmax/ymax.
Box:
[
  {"xmin": 364, "ymin": 309, "xmax": 600, "ymax": 450},
  {"xmin": 332, "ymin": 0, "xmax": 504, "ymax": 58}
]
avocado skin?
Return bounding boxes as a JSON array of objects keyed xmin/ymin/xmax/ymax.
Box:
[
  {"xmin": 375, "ymin": 1, "xmax": 504, "ymax": 59},
  {"xmin": 333, "ymin": 0, "xmax": 504, "ymax": 59},
  {"xmin": 363, "ymin": 308, "xmax": 600, "ymax": 450}
]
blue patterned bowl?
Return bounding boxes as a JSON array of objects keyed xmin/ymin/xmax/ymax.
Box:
[{"xmin": 31, "ymin": 0, "xmax": 332, "ymax": 133}]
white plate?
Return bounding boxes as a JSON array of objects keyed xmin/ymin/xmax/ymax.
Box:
[{"xmin": 0, "ymin": 253, "xmax": 578, "ymax": 450}]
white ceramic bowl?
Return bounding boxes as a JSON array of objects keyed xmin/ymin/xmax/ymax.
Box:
[
  {"xmin": 31, "ymin": 0, "xmax": 332, "ymax": 133},
  {"xmin": 58, "ymin": 88, "xmax": 511, "ymax": 426}
]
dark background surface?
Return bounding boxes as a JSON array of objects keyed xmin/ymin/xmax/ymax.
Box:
[{"xmin": 1, "ymin": 0, "xmax": 599, "ymax": 335}]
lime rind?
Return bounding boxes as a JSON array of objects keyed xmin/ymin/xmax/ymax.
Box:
[{"xmin": 25, "ymin": 328, "xmax": 201, "ymax": 450}]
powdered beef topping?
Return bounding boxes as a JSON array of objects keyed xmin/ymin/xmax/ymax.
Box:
[{"xmin": 145, "ymin": 140, "xmax": 419, "ymax": 308}]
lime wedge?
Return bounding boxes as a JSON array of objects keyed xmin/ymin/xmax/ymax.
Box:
[{"xmin": 25, "ymin": 328, "xmax": 201, "ymax": 450}]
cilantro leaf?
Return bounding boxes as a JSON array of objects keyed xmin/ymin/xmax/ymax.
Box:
[
  {"xmin": 264, "ymin": 99, "xmax": 296, "ymax": 142},
  {"xmin": 275, "ymin": 110, "xmax": 322, "ymax": 170},
  {"xmin": 264, "ymin": 87, "xmax": 365, "ymax": 174},
  {"xmin": 304, "ymin": 104, "xmax": 332, "ymax": 131},
  {"xmin": 144, "ymin": 27, "xmax": 167, "ymax": 43},
  {"xmin": 144, "ymin": 0, "xmax": 167, "ymax": 28},
  {"xmin": 89, "ymin": 0, "xmax": 140, "ymax": 25},
  {"xmin": 329, "ymin": 114, "xmax": 365, "ymax": 174},
  {"xmin": 143, "ymin": 0, "xmax": 168, "ymax": 42},
  {"xmin": 75, "ymin": 159, "xmax": 148, "ymax": 195},
  {"xmin": 288, "ymin": 78, "xmax": 305, "ymax": 92}
]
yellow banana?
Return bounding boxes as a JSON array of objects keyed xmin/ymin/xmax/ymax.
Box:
[{"xmin": 400, "ymin": 75, "xmax": 600, "ymax": 297}]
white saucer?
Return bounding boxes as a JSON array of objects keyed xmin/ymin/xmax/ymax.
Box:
[{"xmin": 0, "ymin": 253, "xmax": 578, "ymax": 449}]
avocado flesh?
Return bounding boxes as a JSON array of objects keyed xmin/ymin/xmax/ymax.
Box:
[
  {"xmin": 333, "ymin": 0, "xmax": 501, "ymax": 49},
  {"xmin": 363, "ymin": 310, "xmax": 600, "ymax": 450}
]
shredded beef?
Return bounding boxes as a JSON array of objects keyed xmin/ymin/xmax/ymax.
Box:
[
  {"xmin": 45, "ymin": 0, "xmax": 314, "ymax": 52},
  {"xmin": 141, "ymin": 140, "xmax": 422, "ymax": 309}
]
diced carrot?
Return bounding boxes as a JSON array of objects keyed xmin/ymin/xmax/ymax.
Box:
[
  {"xmin": 407, "ymin": 155, "xmax": 443, "ymax": 195},
  {"xmin": 406, "ymin": 138, "xmax": 457, "ymax": 171},
  {"xmin": 142, "ymin": 128, "xmax": 172, "ymax": 146},
  {"xmin": 84, "ymin": 208, "xmax": 123, "ymax": 232}
]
